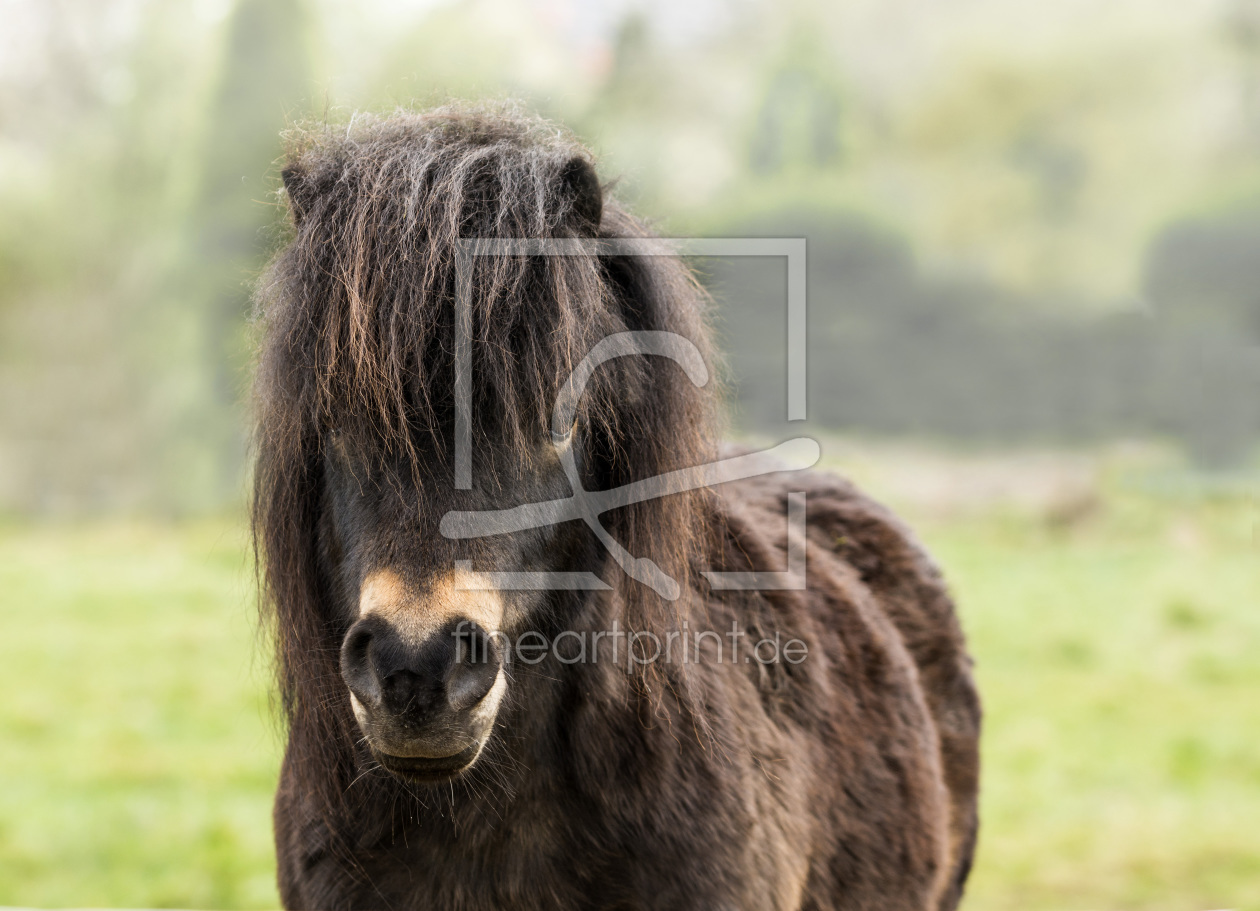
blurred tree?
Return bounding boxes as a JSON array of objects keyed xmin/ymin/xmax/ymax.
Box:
[
  {"xmin": 197, "ymin": 0, "xmax": 314, "ymax": 276},
  {"xmin": 749, "ymin": 26, "xmax": 843, "ymax": 176},
  {"xmin": 1223, "ymin": 0, "xmax": 1260, "ymax": 149},
  {"xmin": 599, "ymin": 13, "xmax": 656, "ymax": 113},
  {"xmin": 186, "ymin": 0, "xmax": 315, "ymax": 503}
]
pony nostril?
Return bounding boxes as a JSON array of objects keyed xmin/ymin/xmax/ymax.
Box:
[
  {"xmin": 340, "ymin": 622, "xmax": 381, "ymax": 708},
  {"xmin": 446, "ymin": 661, "xmax": 499, "ymax": 713},
  {"xmin": 446, "ymin": 625, "xmax": 502, "ymax": 713},
  {"xmin": 344, "ymin": 624, "xmax": 373, "ymax": 658}
]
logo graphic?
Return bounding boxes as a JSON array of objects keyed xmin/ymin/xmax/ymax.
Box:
[{"xmin": 441, "ymin": 238, "xmax": 813, "ymax": 597}]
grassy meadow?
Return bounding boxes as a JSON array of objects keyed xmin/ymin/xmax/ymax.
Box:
[{"xmin": 0, "ymin": 443, "xmax": 1256, "ymax": 910}]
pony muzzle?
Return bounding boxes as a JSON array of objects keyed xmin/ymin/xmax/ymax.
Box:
[{"xmin": 340, "ymin": 608, "xmax": 507, "ymax": 783}]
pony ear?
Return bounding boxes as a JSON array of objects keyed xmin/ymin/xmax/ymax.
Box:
[
  {"xmin": 559, "ymin": 156, "xmax": 602, "ymax": 233},
  {"xmin": 282, "ymin": 164, "xmax": 314, "ymax": 226}
]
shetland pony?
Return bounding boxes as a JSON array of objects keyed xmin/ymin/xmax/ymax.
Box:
[{"xmin": 252, "ymin": 105, "xmax": 980, "ymax": 910}]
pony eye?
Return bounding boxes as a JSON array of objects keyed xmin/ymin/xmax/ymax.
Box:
[{"xmin": 550, "ymin": 418, "xmax": 578, "ymax": 448}]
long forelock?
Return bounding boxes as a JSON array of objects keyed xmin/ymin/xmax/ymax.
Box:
[{"xmin": 265, "ymin": 108, "xmax": 634, "ymax": 471}]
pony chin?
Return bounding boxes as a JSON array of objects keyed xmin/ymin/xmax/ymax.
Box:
[{"xmin": 349, "ymin": 668, "xmax": 507, "ymax": 784}]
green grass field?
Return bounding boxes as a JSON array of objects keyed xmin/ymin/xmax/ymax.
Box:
[{"xmin": 0, "ymin": 447, "xmax": 1257, "ymax": 910}]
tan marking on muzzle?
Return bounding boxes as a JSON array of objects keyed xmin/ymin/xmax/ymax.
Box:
[{"xmin": 359, "ymin": 568, "xmax": 505, "ymax": 635}]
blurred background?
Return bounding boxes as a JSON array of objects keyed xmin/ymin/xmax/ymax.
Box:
[{"xmin": 0, "ymin": 0, "xmax": 1256, "ymax": 908}]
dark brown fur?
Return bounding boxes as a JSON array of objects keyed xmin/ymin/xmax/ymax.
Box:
[{"xmin": 252, "ymin": 104, "xmax": 980, "ymax": 910}]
